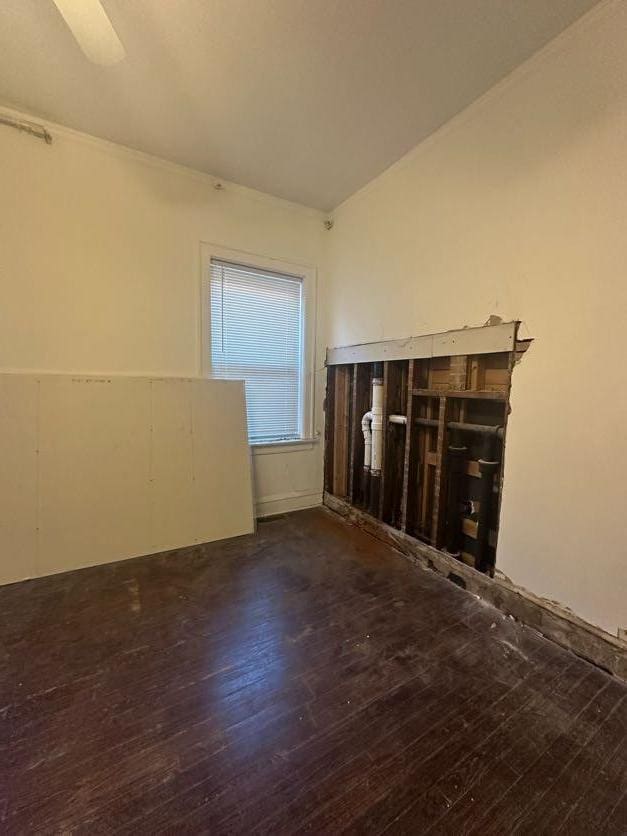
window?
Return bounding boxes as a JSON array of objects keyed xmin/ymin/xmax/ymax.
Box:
[{"xmin": 207, "ymin": 257, "xmax": 305, "ymax": 444}]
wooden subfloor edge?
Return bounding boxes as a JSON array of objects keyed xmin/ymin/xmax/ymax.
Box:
[{"xmin": 323, "ymin": 492, "xmax": 627, "ymax": 680}]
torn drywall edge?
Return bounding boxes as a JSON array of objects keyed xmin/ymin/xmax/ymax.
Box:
[{"xmin": 326, "ymin": 320, "xmax": 519, "ymax": 365}]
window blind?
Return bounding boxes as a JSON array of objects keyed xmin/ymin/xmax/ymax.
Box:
[{"xmin": 209, "ymin": 259, "xmax": 303, "ymax": 443}]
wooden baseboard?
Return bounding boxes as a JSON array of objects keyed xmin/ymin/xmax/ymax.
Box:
[
  {"xmin": 324, "ymin": 492, "xmax": 626, "ymax": 680},
  {"xmin": 255, "ymin": 491, "xmax": 322, "ymax": 518}
]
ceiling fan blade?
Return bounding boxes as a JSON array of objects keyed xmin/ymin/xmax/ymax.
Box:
[{"xmin": 52, "ymin": 0, "xmax": 125, "ymax": 65}]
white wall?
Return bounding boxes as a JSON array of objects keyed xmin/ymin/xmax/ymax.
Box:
[
  {"xmin": 0, "ymin": 110, "xmax": 325, "ymax": 518},
  {"xmin": 323, "ymin": 0, "xmax": 627, "ymax": 636}
]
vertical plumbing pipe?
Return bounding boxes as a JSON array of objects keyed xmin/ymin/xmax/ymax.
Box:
[
  {"xmin": 476, "ymin": 433, "xmax": 500, "ymax": 573},
  {"xmin": 361, "ymin": 410, "xmax": 373, "ymax": 505},
  {"xmin": 444, "ymin": 428, "xmax": 468, "ymax": 555},
  {"xmin": 369, "ymin": 362, "xmax": 384, "ymax": 515},
  {"xmin": 361, "ymin": 411, "xmax": 373, "ymax": 469}
]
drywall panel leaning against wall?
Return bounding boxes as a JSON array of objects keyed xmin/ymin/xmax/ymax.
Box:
[{"xmin": 0, "ymin": 373, "xmax": 254, "ymax": 584}]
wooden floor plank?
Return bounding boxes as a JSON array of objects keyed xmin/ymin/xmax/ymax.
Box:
[
  {"xmin": 601, "ymin": 791, "xmax": 627, "ymax": 836},
  {"xmin": 558, "ymin": 740, "xmax": 627, "ymax": 833},
  {"xmin": 1, "ymin": 507, "xmax": 625, "ymax": 834},
  {"xmin": 467, "ymin": 680, "xmax": 626, "ymax": 835},
  {"xmin": 384, "ymin": 655, "xmax": 579, "ymax": 834},
  {"xmin": 513, "ymin": 692, "xmax": 626, "ymax": 834}
]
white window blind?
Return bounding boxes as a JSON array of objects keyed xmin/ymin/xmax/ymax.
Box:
[{"xmin": 209, "ymin": 259, "xmax": 303, "ymax": 443}]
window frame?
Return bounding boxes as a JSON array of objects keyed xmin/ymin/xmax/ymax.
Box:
[{"xmin": 200, "ymin": 242, "xmax": 316, "ymax": 452}]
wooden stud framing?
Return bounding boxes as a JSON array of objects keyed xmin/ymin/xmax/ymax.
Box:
[
  {"xmin": 377, "ymin": 363, "xmax": 391, "ymax": 519},
  {"xmin": 347, "ymin": 365, "xmax": 358, "ymax": 502},
  {"xmin": 380, "ymin": 361, "xmax": 407, "ymax": 523},
  {"xmin": 449, "ymin": 354, "xmax": 468, "ymax": 390},
  {"xmin": 430, "ymin": 396, "xmax": 450, "ymax": 547},
  {"xmin": 332, "ymin": 365, "xmax": 352, "ymax": 498},
  {"xmin": 492, "ymin": 346, "xmax": 517, "ymax": 551},
  {"xmin": 415, "ymin": 394, "xmax": 437, "ymax": 541},
  {"xmin": 412, "ymin": 388, "xmax": 506, "ymax": 401},
  {"xmin": 323, "ymin": 366, "xmax": 335, "ymax": 493},
  {"xmin": 400, "ymin": 360, "xmax": 416, "ymax": 532},
  {"xmin": 324, "ymin": 324, "xmax": 521, "ymax": 576},
  {"xmin": 348, "ymin": 363, "xmax": 371, "ymax": 504}
]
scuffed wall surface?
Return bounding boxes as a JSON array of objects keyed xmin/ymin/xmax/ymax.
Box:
[{"xmin": 322, "ymin": 1, "xmax": 627, "ymax": 635}]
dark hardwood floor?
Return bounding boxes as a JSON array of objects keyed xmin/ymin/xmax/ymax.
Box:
[{"xmin": 1, "ymin": 507, "xmax": 625, "ymax": 834}]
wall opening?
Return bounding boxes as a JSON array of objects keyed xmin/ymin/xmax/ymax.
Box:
[{"xmin": 323, "ymin": 323, "xmax": 530, "ymax": 576}]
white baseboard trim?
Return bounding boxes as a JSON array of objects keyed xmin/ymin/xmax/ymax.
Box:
[{"xmin": 255, "ymin": 490, "xmax": 322, "ymax": 518}]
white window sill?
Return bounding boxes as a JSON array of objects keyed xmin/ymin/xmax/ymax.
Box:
[{"xmin": 251, "ymin": 437, "xmax": 319, "ymax": 456}]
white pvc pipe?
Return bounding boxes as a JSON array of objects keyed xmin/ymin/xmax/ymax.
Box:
[
  {"xmin": 388, "ymin": 414, "xmax": 407, "ymax": 425},
  {"xmin": 361, "ymin": 410, "xmax": 373, "ymax": 469},
  {"xmin": 370, "ymin": 378, "xmax": 384, "ymax": 474}
]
